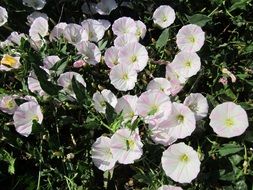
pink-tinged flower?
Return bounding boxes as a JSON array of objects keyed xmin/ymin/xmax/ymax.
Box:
[
  {"xmin": 112, "ymin": 17, "xmax": 137, "ymax": 36},
  {"xmin": 219, "ymin": 77, "xmax": 228, "ymax": 85},
  {"xmin": 93, "ymin": 89, "xmax": 117, "ymax": 114},
  {"xmin": 0, "ymin": 54, "xmax": 21, "ymax": 71},
  {"xmin": 104, "ymin": 46, "xmax": 119, "ymax": 68},
  {"xmin": 137, "ymin": 90, "xmax": 172, "ymax": 125},
  {"xmin": 148, "ymin": 124, "xmax": 177, "ymax": 146},
  {"xmin": 57, "ymin": 72, "xmax": 86, "ymax": 99},
  {"xmin": 118, "ymin": 42, "xmax": 148, "ymax": 72},
  {"xmin": 153, "ymin": 5, "xmax": 175, "ymax": 29},
  {"xmin": 73, "ymin": 60, "xmax": 86, "ymax": 68},
  {"xmin": 81, "ymin": 19, "xmax": 108, "ymax": 42},
  {"xmin": 166, "ymin": 63, "xmax": 187, "ymax": 84},
  {"xmin": 0, "ymin": 6, "xmax": 8, "ymax": 27},
  {"xmin": 170, "ymin": 51, "xmax": 201, "ymax": 78},
  {"xmin": 96, "ymin": 0, "xmax": 117, "ymax": 15},
  {"xmin": 13, "ymin": 101, "xmax": 43, "ymax": 137},
  {"xmin": 49, "ymin": 22, "xmax": 67, "ymax": 41},
  {"xmin": 28, "ymin": 71, "xmax": 46, "ymax": 96},
  {"xmin": 43, "ymin": 55, "xmax": 60, "ymax": 70},
  {"xmin": 63, "ymin": 24, "xmax": 88, "ymax": 45},
  {"xmin": 27, "ymin": 11, "xmax": 48, "ymax": 25},
  {"xmin": 161, "ymin": 142, "xmax": 201, "ymax": 183},
  {"xmin": 111, "ymin": 128, "xmax": 143, "ymax": 164},
  {"xmin": 0, "ymin": 95, "xmax": 18, "ymax": 115},
  {"xmin": 114, "ymin": 34, "xmax": 138, "ymax": 48},
  {"xmin": 109, "ymin": 64, "xmax": 137, "ymax": 91},
  {"xmin": 7, "ymin": 32, "xmax": 26, "ymax": 46},
  {"xmin": 97, "ymin": 19, "xmax": 111, "ymax": 30},
  {"xmin": 135, "ymin": 20, "xmax": 146, "ymax": 39},
  {"xmin": 209, "ymin": 102, "xmax": 249, "ymax": 138},
  {"xmin": 184, "ymin": 93, "xmax": 208, "ymax": 121},
  {"xmin": 75, "ymin": 41, "xmax": 101, "ymax": 65},
  {"xmin": 23, "ymin": 0, "xmax": 46, "ymax": 10},
  {"xmin": 29, "ymin": 17, "xmax": 48, "ymax": 41},
  {"xmin": 0, "ymin": 40, "xmax": 12, "ymax": 49},
  {"xmin": 91, "ymin": 136, "xmax": 117, "ymax": 171},
  {"xmin": 147, "ymin": 78, "xmax": 171, "ymax": 96},
  {"xmin": 159, "ymin": 102, "xmax": 196, "ymax": 139},
  {"xmin": 158, "ymin": 185, "xmax": 183, "ymax": 190},
  {"xmin": 29, "ymin": 39, "xmax": 44, "ymax": 51},
  {"xmin": 115, "ymin": 95, "xmax": 138, "ymax": 123},
  {"xmin": 176, "ymin": 24, "xmax": 205, "ymax": 52}
]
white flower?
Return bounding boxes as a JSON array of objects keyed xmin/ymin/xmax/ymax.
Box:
[
  {"xmin": 147, "ymin": 78, "xmax": 171, "ymax": 96},
  {"xmin": 135, "ymin": 20, "xmax": 146, "ymax": 39},
  {"xmin": 97, "ymin": 19, "xmax": 111, "ymax": 30},
  {"xmin": 43, "ymin": 55, "xmax": 60, "ymax": 70},
  {"xmin": 209, "ymin": 102, "xmax": 249, "ymax": 138},
  {"xmin": 0, "ymin": 95, "xmax": 18, "ymax": 115},
  {"xmin": 158, "ymin": 185, "xmax": 183, "ymax": 190},
  {"xmin": 93, "ymin": 89, "xmax": 117, "ymax": 114},
  {"xmin": 170, "ymin": 51, "xmax": 201, "ymax": 78},
  {"xmin": 13, "ymin": 101, "xmax": 43, "ymax": 137},
  {"xmin": 23, "ymin": 0, "xmax": 46, "ymax": 10},
  {"xmin": 112, "ymin": 17, "xmax": 137, "ymax": 36},
  {"xmin": 63, "ymin": 24, "xmax": 88, "ymax": 45},
  {"xmin": 91, "ymin": 136, "xmax": 117, "ymax": 171},
  {"xmin": 104, "ymin": 46, "xmax": 119, "ymax": 68},
  {"xmin": 27, "ymin": 11, "xmax": 48, "ymax": 25},
  {"xmin": 75, "ymin": 41, "xmax": 101, "ymax": 65},
  {"xmin": 109, "ymin": 63, "xmax": 137, "ymax": 91},
  {"xmin": 49, "ymin": 22, "xmax": 67, "ymax": 41},
  {"xmin": 0, "ymin": 54, "xmax": 21, "ymax": 71},
  {"xmin": 183, "ymin": 93, "xmax": 208, "ymax": 121},
  {"xmin": 118, "ymin": 42, "xmax": 148, "ymax": 72},
  {"xmin": 0, "ymin": 6, "xmax": 8, "ymax": 27},
  {"xmin": 95, "ymin": 0, "xmax": 117, "ymax": 15},
  {"xmin": 111, "ymin": 128, "xmax": 143, "ymax": 164},
  {"xmin": 176, "ymin": 24, "xmax": 205, "ymax": 52},
  {"xmin": 153, "ymin": 5, "xmax": 175, "ymax": 29},
  {"xmin": 7, "ymin": 32, "xmax": 26, "ymax": 46},
  {"xmin": 114, "ymin": 34, "xmax": 138, "ymax": 48},
  {"xmin": 29, "ymin": 17, "xmax": 48, "ymax": 41},
  {"xmin": 28, "ymin": 71, "xmax": 46, "ymax": 96},
  {"xmin": 161, "ymin": 142, "xmax": 201, "ymax": 183}
]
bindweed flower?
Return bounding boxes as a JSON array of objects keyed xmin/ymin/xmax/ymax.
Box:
[
  {"xmin": 28, "ymin": 71, "xmax": 46, "ymax": 96},
  {"xmin": 222, "ymin": 68, "xmax": 236, "ymax": 83},
  {"xmin": 0, "ymin": 95, "xmax": 18, "ymax": 115},
  {"xmin": 23, "ymin": 0, "xmax": 46, "ymax": 10},
  {"xmin": 49, "ymin": 22, "xmax": 67, "ymax": 41},
  {"xmin": 63, "ymin": 24, "xmax": 88, "ymax": 45},
  {"xmin": 184, "ymin": 93, "xmax": 208, "ymax": 121},
  {"xmin": 170, "ymin": 51, "xmax": 201, "ymax": 79},
  {"xmin": 176, "ymin": 24, "xmax": 205, "ymax": 52},
  {"xmin": 118, "ymin": 42, "xmax": 148, "ymax": 72},
  {"xmin": 161, "ymin": 142, "xmax": 201, "ymax": 183},
  {"xmin": 166, "ymin": 63, "xmax": 187, "ymax": 84},
  {"xmin": 153, "ymin": 5, "xmax": 175, "ymax": 29},
  {"xmin": 29, "ymin": 17, "xmax": 48, "ymax": 41},
  {"xmin": 92, "ymin": 89, "xmax": 117, "ymax": 114},
  {"xmin": 13, "ymin": 101, "xmax": 43, "ymax": 137},
  {"xmin": 0, "ymin": 54, "xmax": 21, "ymax": 71},
  {"xmin": 137, "ymin": 90, "xmax": 172, "ymax": 125},
  {"xmin": 91, "ymin": 136, "xmax": 117, "ymax": 171},
  {"xmin": 115, "ymin": 95, "xmax": 138, "ymax": 123},
  {"xmin": 57, "ymin": 72, "xmax": 86, "ymax": 99},
  {"xmin": 104, "ymin": 46, "xmax": 119, "ymax": 68},
  {"xmin": 114, "ymin": 34, "xmax": 138, "ymax": 48},
  {"xmin": 147, "ymin": 77, "xmax": 171, "ymax": 96},
  {"xmin": 109, "ymin": 63, "xmax": 137, "ymax": 91},
  {"xmin": 112, "ymin": 17, "xmax": 137, "ymax": 36},
  {"xmin": 159, "ymin": 102, "xmax": 196, "ymax": 139},
  {"xmin": 95, "ymin": 0, "xmax": 117, "ymax": 15},
  {"xmin": 97, "ymin": 19, "xmax": 111, "ymax": 30},
  {"xmin": 111, "ymin": 128, "xmax": 143, "ymax": 164},
  {"xmin": 209, "ymin": 102, "xmax": 249, "ymax": 138},
  {"xmin": 0, "ymin": 6, "xmax": 8, "ymax": 27},
  {"xmin": 158, "ymin": 185, "xmax": 183, "ymax": 190},
  {"xmin": 7, "ymin": 32, "xmax": 26, "ymax": 46},
  {"xmin": 43, "ymin": 55, "xmax": 60, "ymax": 70},
  {"xmin": 73, "ymin": 60, "xmax": 86, "ymax": 68},
  {"xmin": 75, "ymin": 41, "xmax": 101, "ymax": 65},
  {"xmin": 27, "ymin": 11, "xmax": 48, "ymax": 25},
  {"xmin": 135, "ymin": 20, "xmax": 146, "ymax": 39}
]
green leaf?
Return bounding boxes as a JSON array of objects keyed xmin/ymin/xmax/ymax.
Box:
[
  {"xmin": 105, "ymin": 102, "xmax": 117, "ymax": 125},
  {"xmin": 71, "ymin": 76, "xmax": 87, "ymax": 104},
  {"xmin": 186, "ymin": 14, "xmax": 212, "ymax": 27},
  {"xmin": 155, "ymin": 28, "xmax": 169, "ymax": 49},
  {"xmin": 229, "ymin": 0, "xmax": 252, "ymax": 12},
  {"xmin": 50, "ymin": 57, "xmax": 69, "ymax": 75},
  {"xmin": 98, "ymin": 40, "xmax": 108, "ymax": 51},
  {"xmin": 218, "ymin": 143, "xmax": 244, "ymax": 157}
]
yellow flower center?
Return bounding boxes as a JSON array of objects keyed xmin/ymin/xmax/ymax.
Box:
[
  {"xmin": 1, "ymin": 55, "xmax": 17, "ymax": 68},
  {"xmin": 5, "ymin": 100, "xmax": 15, "ymax": 109},
  {"xmin": 184, "ymin": 60, "xmax": 192, "ymax": 68},
  {"xmin": 180, "ymin": 154, "xmax": 189, "ymax": 162},
  {"xmin": 177, "ymin": 114, "xmax": 184, "ymax": 123},
  {"xmin": 131, "ymin": 55, "xmax": 137, "ymax": 63},
  {"xmin": 189, "ymin": 103, "xmax": 198, "ymax": 112},
  {"xmin": 122, "ymin": 73, "xmax": 129, "ymax": 80},
  {"xmin": 126, "ymin": 139, "xmax": 135, "ymax": 150},
  {"xmin": 225, "ymin": 118, "xmax": 234, "ymax": 128},
  {"xmin": 188, "ymin": 35, "xmax": 196, "ymax": 43},
  {"xmin": 32, "ymin": 115, "xmax": 39, "ymax": 122},
  {"xmin": 100, "ymin": 101, "xmax": 106, "ymax": 107},
  {"xmin": 148, "ymin": 105, "xmax": 159, "ymax": 115},
  {"xmin": 162, "ymin": 16, "xmax": 168, "ymax": 22}
]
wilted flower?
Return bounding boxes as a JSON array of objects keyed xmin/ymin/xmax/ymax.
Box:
[
  {"xmin": 13, "ymin": 101, "xmax": 43, "ymax": 137},
  {"xmin": 112, "ymin": 17, "xmax": 137, "ymax": 36},
  {"xmin": 161, "ymin": 142, "xmax": 201, "ymax": 183},
  {"xmin": 0, "ymin": 95, "xmax": 18, "ymax": 115},
  {"xmin": 176, "ymin": 24, "xmax": 205, "ymax": 52},
  {"xmin": 209, "ymin": 102, "xmax": 249, "ymax": 138},
  {"xmin": 135, "ymin": 20, "xmax": 146, "ymax": 39},
  {"xmin": 93, "ymin": 89, "xmax": 117, "ymax": 114},
  {"xmin": 75, "ymin": 41, "xmax": 101, "ymax": 65},
  {"xmin": 109, "ymin": 63, "xmax": 137, "ymax": 91},
  {"xmin": 111, "ymin": 128, "xmax": 143, "ymax": 164},
  {"xmin": 0, "ymin": 54, "xmax": 21, "ymax": 71},
  {"xmin": 222, "ymin": 68, "xmax": 236, "ymax": 83},
  {"xmin": 153, "ymin": 5, "xmax": 175, "ymax": 29},
  {"xmin": 95, "ymin": 0, "xmax": 117, "ymax": 15},
  {"xmin": 183, "ymin": 93, "xmax": 209, "ymax": 121},
  {"xmin": 104, "ymin": 46, "xmax": 119, "ymax": 68},
  {"xmin": 91, "ymin": 136, "xmax": 117, "ymax": 171},
  {"xmin": 114, "ymin": 34, "xmax": 138, "ymax": 48},
  {"xmin": 49, "ymin": 22, "xmax": 67, "ymax": 41},
  {"xmin": 27, "ymin": 11, "xmax": 48, "ymax": 25},
  {"xmin": 23, "ymin": 0, "xmax": 46, "ymax": 10},
  {"xmin": 118, "ymin": 42, "xmax": 148, "ymax": 72},
  {"xmin": 147, "ymin": 78, "xmax": 171, "ymax": 96},
  {"xmin": 63, "ymin": 24, "xmax": 88, "ymax": 45},
  {"xmin": 29, "ymin": 17, "xmax": 48, "ymax": 41},
  {"xmin": 158, "ymin": 185, "xmax": 183, "ymax": 190},
  {"xmin": 0, "ymin": 6, "xmax": 8, "ymax": 27},
  {"xmin": 73, "ymin": 60, "xmax": 86, "ymax": 68}
]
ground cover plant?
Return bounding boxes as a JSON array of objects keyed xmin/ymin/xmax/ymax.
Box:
[{"xmin": 0, "ymin": 0, "xmax": 253, "ymax": 189}]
